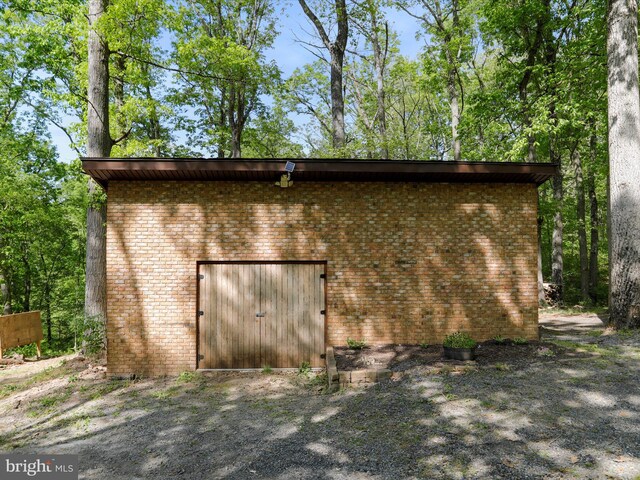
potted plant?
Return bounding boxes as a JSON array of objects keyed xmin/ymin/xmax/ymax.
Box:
[{"xmin": 443, "ymin": 331, "xmax": 477, "ymax": 361}]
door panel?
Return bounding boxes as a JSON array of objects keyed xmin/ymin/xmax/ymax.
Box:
[{"xmin": 199, "ymin": 263, "xmax": 325, "ymax": 369}]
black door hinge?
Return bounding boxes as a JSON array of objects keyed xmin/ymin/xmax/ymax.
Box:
[
  {"xmin": 198, "ymin": 274, "xmax": 204, "ymax": 279},
  {"xmin": 320, "ymin": 273, "xmax": 326, "ymax": 279},
  {"xmin": 198, "ymin": 354, "xmax": 204, "ymax": 360},
  {"xmin": 198, "ymin": 310, "xmax": 204, "ymax": 316},
  {"xmin": 320, "ymin": 310, "xmax": 326, "ymax": 315}
]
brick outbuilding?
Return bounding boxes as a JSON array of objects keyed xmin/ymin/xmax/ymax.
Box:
[{"xmin": 82, "ymin": 158, "xmax": 556, "ymax": 376}]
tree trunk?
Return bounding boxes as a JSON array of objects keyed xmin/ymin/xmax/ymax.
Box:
[
  {"xmin": 113, "ymin": 54, "xmax": 127, "ymax": 146},
  {"xmin": 572, "ymin": 147, "xmax": 589, "ymax": 302},
  {"xmin": 369, "ymin": 12, "xmax": 388, "ymax": 159},
  {"xmin": 551, "ymin": 164, "xmax": 563, "ymax": 303},
  {"xmin": 517, "ymin": 7, "xmax": 545, "ymax": 163},
  {"xmin": 607, "ymin": 0, "xmax": 640, "ymax": 328},
  {"xmin": 329, "ymin": 45, "xmax": 346, "ymax": 150},
  {"xmin": 45, "ymin": 284, "xmax": 52, "ymax": 344},
  {"xmin": 444, "ymin": 0, "xmax": 461, "ymax": 161},
  {"xmin": 587, "ymin": 135, "xmax": 599, "ymax": 303},
  {"xmin": 447, "ymin": 64, "xmax": 461, "ymax": 161},
  {"xmin": 537, "ymin": 215, "xmax": 545, "ymax": 305},
  {"xmin": 0, "ymin": 272, "xmax": 11, "ymax": 315},
  {"xmin": 228, "ymin": 83, "xmax": 242, "ymax": 158},
  {"xmin": 299, "ymin": 0, "xmax": 348, "ymax": 150},
  {"xmin": 22, "ymin": 254, "xmax": 30, "ymax": 312},
  {"xmin": 143, "ymin": 67, "xmax": 163, "ymax": 157},
  {"xmin": 217, "ymin": 92, "xmax": 226, "ymax": 158},
  {"xmin": 85, "ymin": 0, "xmax": 111, "ymax": 348}
]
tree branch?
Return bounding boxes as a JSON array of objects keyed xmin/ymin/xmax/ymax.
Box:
[{"xmin": 298, "ymin": 0, "xmax": 332, "ymax": 50}]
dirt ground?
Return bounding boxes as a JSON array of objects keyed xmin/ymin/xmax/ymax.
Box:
[
  {"xmin": 1, "ymin": 311, "xmax": 639, "ymax": 479},
  {"xmin": 335, "ymin": 341, "xmax": 574, "ymax": 372}
]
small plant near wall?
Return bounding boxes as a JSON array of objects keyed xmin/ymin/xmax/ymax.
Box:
[
  {"xmin": 176, "ymin": 371, "xmax": 200, "ymax": 383},
  {"xmin": 346, "ymin": 338, "xmax": 367, "ymax": 350},
  {"xmin": 513, "ymin": 337, "xmax": 528, "ymax": 345},
  {"xmin": 443, "ymin": 331, "xmax": 477, "ymax": 361},
  {"xmin": 493, "ymin": 334, "xmax": 507, "ymax": 344},
  {"xmin": 443, "ymin": 332, "xmax": 477, "ymax": 349},
  {"xmin": 261, "ymin": 365, "xmax": 273, "ymax": 374},
  {"xmin": 419, "ymin": 341, "xmax": 429, "ymax": 349},
  {"xmin": 298, "ymin": 361, "xmax": 311, "ymax": 376}
]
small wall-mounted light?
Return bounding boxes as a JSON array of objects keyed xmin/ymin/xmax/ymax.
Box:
[{"xmin": 275, "ymin": 161, "xmax": 296, "ymax": 188}]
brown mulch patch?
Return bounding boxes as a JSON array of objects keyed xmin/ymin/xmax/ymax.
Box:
[{"xmin": 334, "ymin": 340, "xmax": 571, "ymax": 372}]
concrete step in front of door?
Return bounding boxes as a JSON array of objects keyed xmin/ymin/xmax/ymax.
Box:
[{"xmin": 325, "ymin": 346, "xmax": 392, "ymax": 391}]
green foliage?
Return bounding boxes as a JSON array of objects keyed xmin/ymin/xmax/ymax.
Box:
[
  {"xmin": 82, "ymin": 314, "xmax": 106, "ymax": 355},
  {"xmin": 168, "ymin": 0, "xmax": 284, "ymax": 157},
  {"xmin": 176, "ymin": 371, "xmax": 200, "ymax": 383},
  {"xmin": 4, "ymin": 343, "xmax": 37, "ymax": 358},
  {"xmin": 261, "ymin": 365, "xmax": 272, "ymax": 374},
  {"xmin": 0, "ymin": 0, "xmax": 616, "ymax": 344},
  {"xmin": 306, "ymin": 372, "xmax": 328, "ymax": 391},
  {"xmin": 346, "ymin": 338, "xmax": 367, "ymax": 350},
  {"xmin": 493, "ymin": 335, "xmax": 507, "ymax": 344},
  {"xmin": 586, "ymin": 330, "xmax": 603, "ymax": 338},
  {"xmin": 443, "ymin": 332, "xmax": 477, "ymax": 349},
  {"xmin": 419, "ymin": 341, "xmax": 429, "ymax": 349},
  {"xmin": 4, "ymin": 340, "xmax": 74, "ymax": 359},
  {"xmin": 0, "ymin": 124, "xmax": 88, "ymax": 353},
  {"xmin": 298, "ymin": 361, "xmax": 312, "ymax": 376},
  {"xmin": 27, "ymin": 389, "xmax": 72, "ymax": 417},
  {"xmin": 513, "ymin": 337, "xmax": 528, "ymax": 345},
  {"xmin": 617, "ymin": 329, "xmax": 635, "ymax": 339}
]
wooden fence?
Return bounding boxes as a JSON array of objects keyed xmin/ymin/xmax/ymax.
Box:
[{"xmin": 0, "ymin": 311, "xmax": 43, "ymax": 358}]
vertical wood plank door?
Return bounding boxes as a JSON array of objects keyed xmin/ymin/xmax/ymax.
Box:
[{"xmin": 198, "ymin": 263, "xmax": 325, "ymax": 369}]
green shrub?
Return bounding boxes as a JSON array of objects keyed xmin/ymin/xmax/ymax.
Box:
[
  {"xmin": 82, "ymin": 314, "xmax": 106, "ymax": 355},
  {"xmin": 493, "ymin": 334, "xmax": 507, "ymax": 344},
  {"xmin": 298, "ymin": 361, "xmax": 312, "ymax": 376},
  {"xmin": 176, "ymin": 371, "xmax": 199, "ymax": 383},
  {"xmin": 513, "ymin": 337, "xmax": 528, "ymax": 345},
  {"xmin": 443, "ymin": 331, "xmax": 477, "ymax": 349},
  {"xmin": 4, "ymin": 343, "xmax": 37, "ymax": 358},
  {"xmin": 419, "ymin": 341, "xmax": 429, "ymax": 349},
  {"xmin": 4, "ymin": 340, "xmax": 74, "ymax": 359},
  {"xmin": 346, "ymin": 338, "xmax": 366, "ymax": 349}
]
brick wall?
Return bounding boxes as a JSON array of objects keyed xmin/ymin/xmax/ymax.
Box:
[{"xmin": 106, "ymin": 181, "xmax": 539, "ymax": 376}]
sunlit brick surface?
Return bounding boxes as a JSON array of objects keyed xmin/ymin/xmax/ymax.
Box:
[{"xmin": 106, "ymin": 181, "xmax": 539, "ymax": 376}]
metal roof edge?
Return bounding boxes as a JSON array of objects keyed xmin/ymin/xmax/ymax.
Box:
[{"xmin": 81, "ymin": 158, "xmax": 558, "ymax": 187}]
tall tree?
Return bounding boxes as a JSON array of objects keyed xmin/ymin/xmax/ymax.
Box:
[
  {"xmin": 349, "ymin": 0, "xmax": 390, "ymax": 158},
  {"xmin": 298, "ymin": 0, "xmax": 349, "ymax": 151},
  {"xmin": 587, "ymin": 130, "xmax": 600, "ymax": 303},
  {"xmin": 397, "ymin": 0, "xmax": 469, "ymax": 161},
  {"xmin": 84, "ymin": 0, "xmax": 111, "ymax": 346},
  {"xmin": 607, "ymin": 0, "xmax": 640, "ymax": 328},
  {"xmin": 572, "ymin": 146, "xmax": 589, "ymax": 302},
  {"xmin": 171, "ymin": 0, "xmax": 279, "ymax": 158}
]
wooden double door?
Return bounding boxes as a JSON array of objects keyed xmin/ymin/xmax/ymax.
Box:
[{"xmin": 197, "ymin": 262, "xmax": 326, "ymax": 369}]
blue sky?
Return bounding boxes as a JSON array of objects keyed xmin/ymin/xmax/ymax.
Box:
[{"xmin": 50, "ymin": 3, "xmax": 424, "ymax": 162}]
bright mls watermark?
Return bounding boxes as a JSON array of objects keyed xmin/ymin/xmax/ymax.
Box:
[{"xmin": 0, "ymin": 455, "xmax": 78, "ymax": 479}]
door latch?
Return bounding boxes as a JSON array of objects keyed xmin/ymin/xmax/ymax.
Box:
[{"xmin": 256, "ymin": 312, "xmax": 266, "ymax": 317}]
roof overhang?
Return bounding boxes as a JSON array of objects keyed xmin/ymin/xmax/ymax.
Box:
[{"xmin": 81, "ymin": 158, "xmax": 558, "ymax": 188}]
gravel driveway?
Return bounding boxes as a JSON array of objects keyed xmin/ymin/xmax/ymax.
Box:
[{"xmin": 1, "ymin": 313, "xmax": 639, "ymax": 479}]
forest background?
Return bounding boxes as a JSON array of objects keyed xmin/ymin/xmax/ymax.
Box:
[{"xmin": 0, "ymin": 0, "xmax": 611, "ymax": 353}]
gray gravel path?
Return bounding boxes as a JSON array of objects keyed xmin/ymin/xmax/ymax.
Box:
[{"xmin": 1, "ymin": 315, "xmax": 639, "ymax": 479}]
